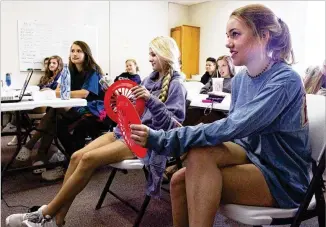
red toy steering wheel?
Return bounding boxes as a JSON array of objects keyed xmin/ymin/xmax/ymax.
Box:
[
  {"xmin": 104, "ymin": 80, "xmax": 145, "ymax": 123},
  {"xmin": 116, "ymin": 95, "xmax": 147, "ymax": 158}
]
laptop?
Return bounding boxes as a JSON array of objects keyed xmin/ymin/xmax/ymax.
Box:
[{"xmin": 1, "ymin": 70, "xmax": 33, "ymax": 103}]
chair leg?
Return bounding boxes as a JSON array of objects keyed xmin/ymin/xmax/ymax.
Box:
[
  {"xmin": 291, "ymin": 152, "xmax": 325, "ymax": 227},
  {"xmin": 316, "ymin": 178, "xmax": 325, "ymax": 227},
  {"xmin": 318, "ymin": 208, "xmax": 325, "ymax": 227},
  {"xmin": 95, "ymin": 168, "xmax": 117, "ymax": 210},
  {"xmin": 133, "ymin": 195, "xmax": 151, "ymax": 227}
]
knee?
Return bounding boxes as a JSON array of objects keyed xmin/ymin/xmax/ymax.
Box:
[
  {"xmin": 70, "ymin": 151, "xmax": 83, "ymax": 165},
  {"xmin": 187, "ymin": 144, "xmax": 224, "ymax": 165},
  {"xmin": 187, "ymin": 146, "xmax": 213, "ymax": 163},
  {"xmin": 79, "ymin": 152, "xmax": 97, "ymax": 170},
  {"xmin": 170, "ymin": 169, "xmax": 185, "ymax": 192}
]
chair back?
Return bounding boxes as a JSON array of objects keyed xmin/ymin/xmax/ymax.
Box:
[{"xmin": 306, "ymin": 94, "xmax": 326, "ymax": 162}]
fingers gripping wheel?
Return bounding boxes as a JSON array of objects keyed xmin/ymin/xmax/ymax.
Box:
[
  {"xmin": 116, "ymin": 95, "xmax": 147, "ymax": 158},
  {"xmin": 104, "ymin": 80, "xmax": 145, "ymax": 123}
]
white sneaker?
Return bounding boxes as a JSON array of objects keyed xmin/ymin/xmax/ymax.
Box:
[
  {"xmin": 22, "ymin": 218, "xmax": 58, "ymax": 227},
  {"xmin": 6, "ymin": 205, "xmax": 47, "ymax": 227},
  {"xmin": 15, "ymin": 146, "xmax": 32, "ymax": 162},
  {"xmin": 32, "ymin": 161, "xmax": 46, "ymax": 174},
  {"xmin": 3, "ymin": 122, "xmax": 17, "ymax": 133},
  {"xmin": 42, "ymin": 167, "xmax": 65, "ymax": 181},
  {"xmin": 49, "ymin": 151, "xmax": 66, "ymax": 163},
  {"xmin": 7, "ymin": 136, "xmax": 18, "ymax": 146}
]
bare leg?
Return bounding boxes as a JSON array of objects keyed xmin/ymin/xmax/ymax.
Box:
[
  {"xmin": 25, "ymin": 108, "xmax": 57, "ymax": 150},
  {"xmin": 220, "ymin": 164, "xmax": 276, "ymax": 206},
  {"xmin": 54, "ymin": 132, "xmax": 117, "ymax": 225},
  {"xmin": 184, "ymin": 142, "xmax": 275, "ymax": 227},
  {"xmin": 42, "ymin": 139, "xmax": 134, "ymax": 222},
  {"xmin": 170, "ymin": 142, "xmax": 248, "ymax": 227},
  {"xmin": 170, "ymin": 167, "xmax": 188, "ymax": 227}
]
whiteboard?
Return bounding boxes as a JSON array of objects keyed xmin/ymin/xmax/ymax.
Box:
[{"xmin": 18, "ymin": 20, "xmax": 98, "ymax": 71}]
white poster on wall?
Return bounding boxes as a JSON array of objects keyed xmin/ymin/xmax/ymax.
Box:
[{"xmin": 18, "ymin": 20, "xmax": 98, "ymax": 71}]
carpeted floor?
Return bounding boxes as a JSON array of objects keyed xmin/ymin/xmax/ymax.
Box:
[{"xmin": 1, "ymin": 135, "xmax": 319, "ymax": 227}]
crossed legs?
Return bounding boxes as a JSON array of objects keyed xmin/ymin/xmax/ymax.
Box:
[{"xmin": 170, "ymin": 142, "xmax": 276, "ymax": 227}]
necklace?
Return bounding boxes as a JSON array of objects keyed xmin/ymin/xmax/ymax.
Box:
[{"xmin": 246, "ymin": 60, "xmax": 272, "ymax": 78}]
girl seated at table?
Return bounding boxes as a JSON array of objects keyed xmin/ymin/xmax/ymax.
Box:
[
  {"xmin": 200, "ymin": 55, "xmax": 235, "ymax": 94},
  {"xmin": 200, "ymin": 57, "xmax": 218, "ymax": 85},
  {"xmin": 14, "ymin": 55, "xmax": 64, "ymax": 164}
]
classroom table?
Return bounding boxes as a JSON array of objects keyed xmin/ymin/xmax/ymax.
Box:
[{"xmin": 1, "ymin": 98, "xmax": 87, "ymax": 183}]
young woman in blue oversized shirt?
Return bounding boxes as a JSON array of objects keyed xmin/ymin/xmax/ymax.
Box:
[
  {"xmin": 6, "ymin": 36, "xmax": 187, "ymax": 227},
  {"xmin": 130, "ymin": 4, "xmax": 311, "ymax": 227}
]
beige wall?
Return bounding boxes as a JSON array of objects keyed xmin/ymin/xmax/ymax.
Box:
[
  {"xmin": 1, "ymin": 1, "xmax": 170, "ymax": 86},
  {"xmin": 2, "ymin": 1, "xmax": 324, "ymax": 86},
  {"xmin": 189, "ymin": 1, "xmax": 325, "ymax": 76},
  {"xmin": 169, "ymin": 3, "xmax": 190, "ymax": 30}
]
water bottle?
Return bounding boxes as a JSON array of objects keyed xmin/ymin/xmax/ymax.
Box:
[
  {"xmin": 5, "ymin": 73, "xmax": 11, "ymax": 88},
  {"xmin": 60, "ymin": 64, "xmax": 71, "ymax": 100}
]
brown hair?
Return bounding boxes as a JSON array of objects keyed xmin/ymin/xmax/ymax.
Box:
[
  {"xmin": 39, "ymin": 55, "xmax": 63, "ymax": 86},
  {"xmin": 43, "ymin": 57, "xmax": 50, "ymax": 64},
  {"xmin": 125, "ymin": 59, "xmax": 140, "ymax": 72},
  {"xmin": 231, "ymin": 4, "xmax": 295, "ymax": 64},
  {"xmin": 216, "ymin": 55, "xmax": 236, "ymax": 77},
  {"xmin": 69, "ymin": 40, "xmax": 104, "ymax": 76}
]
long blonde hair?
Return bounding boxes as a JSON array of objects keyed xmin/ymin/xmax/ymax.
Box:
[{"xmin": 149, "ymin": 36, "xmax": 180, "ymax": 102}]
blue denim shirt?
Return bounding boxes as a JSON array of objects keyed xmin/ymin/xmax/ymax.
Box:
[{"xmin": 147, "ymin": 62, "xmax": 311, "ymax": 208}]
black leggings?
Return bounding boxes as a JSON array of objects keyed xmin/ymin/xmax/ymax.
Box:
[{"xmin": 56, "ymin": 109, "xmax": 113, "ymax": 156}]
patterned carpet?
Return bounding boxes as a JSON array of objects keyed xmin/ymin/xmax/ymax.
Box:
[{"xmin": 1, "ymin": 135, "xmax": 319, "ymax": 227}]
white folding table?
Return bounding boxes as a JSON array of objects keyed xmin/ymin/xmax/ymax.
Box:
[{"xmin": 1, "ymin": 98, "xmax": 87, "ymax": 182}]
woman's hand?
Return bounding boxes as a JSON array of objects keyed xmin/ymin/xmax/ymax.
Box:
[
  {"xmin": 130, "ymin": 124, "xmax": 149, "ymax": 147},
  {"xmin": 131, "ymin": 85, "xmax": 150, "ymax": 101}
]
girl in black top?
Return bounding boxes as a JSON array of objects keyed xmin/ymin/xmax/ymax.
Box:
[
  {"xmin": 200, "ymin": 55, "xmax": 235, "ymax": 94},
  {"xmin": 114, "ymin": 59, "xmax": 141, "ymax": 84},
  {"xmin": 200, "ymin": 57, "xmax": 217, "ymax": 84}
]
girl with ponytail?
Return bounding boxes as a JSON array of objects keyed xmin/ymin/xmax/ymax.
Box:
[
  {"xmin": 6, "ymin": 36, "xmax": 187, "ymax": 227},
  {"xmin": 131, "ymin": 4, "xmax": 311, "ymax": 227}
]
